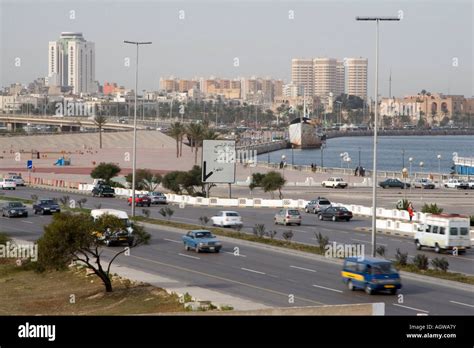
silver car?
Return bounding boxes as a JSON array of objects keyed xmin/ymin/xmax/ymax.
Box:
[
  {"xmin": 274, "ymin": 209, "xmax": 302, "ymax": 226},
  {"xmin": 148, "ymin": 192, "xmax": 167, "ymax": 204},
  {"xmin": 304, "ymin": 198, "xmax": 332, "ymax": 214}
]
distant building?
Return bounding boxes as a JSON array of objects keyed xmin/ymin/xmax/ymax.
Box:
[
  {"xmin": 48, "ymin": 32, "xmax": 96, "ymax": 94},
  {"xmin": 291, "ymin": 59, "xmax": 314, "ymax": 97},
  {"xmin": 346, "ymin": 58, "xmax": 368, "ymax": 100}
]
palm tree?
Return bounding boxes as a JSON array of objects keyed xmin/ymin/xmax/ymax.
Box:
[
  {"xmin": 93, "ymin": 115, "xmax": 107, "ymax": 149},
  {"xmin": 169, "ymin": 122, "xmax": 184, "ymax": 158},
  {"xmin": 187, "ymin": 123, "xmax": 204, "ymax": 164}
]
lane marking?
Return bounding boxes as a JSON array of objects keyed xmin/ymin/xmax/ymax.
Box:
[
  {"xmin": 241, "ymin": 267, "xmax": 266, "ymax": 275},
  {"xmin": 449, "ymin": 300, "xmax": 474, "ymax": 308},
  {"xmin": 224, "ymin": 251, "xmax": 247, "ymax": 258},
  {"xmin": 312, "ymin": 284, "xmax": 343, "ymax": 293},
  {"xmin": 178, "ymin": 253, "xmax": 200, "ymax": 260},
  {"xmin": 350, "ymin": 238, "xmax": 387, "ymax": 246},
  {"xmin": 21, "ymin": 220, "xmax": 33, "ymax": 224},
  {"xmin": 290, "ymin": 265, "xmax": 317, "ymax": 273},
  {"xmin": 392, "ymin": 303, "xmax": 429, "ymax": 313},
  {"xmin": 164, "ymin": 238, "xmax": 181, "ymax": 243}
]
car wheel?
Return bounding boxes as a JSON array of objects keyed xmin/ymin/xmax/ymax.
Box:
[
  {"xmin": 332, "ymin": 216, "xmax": 337, "ymax": 222},
  {"xmin": 297, "ymin": 223, "xmax": 301, "ymax": 226},
  {"xmin": 128, "ymin": 241, "xmax": 134, "ymax": 247},
  {"xmin": 215, "ymin": 248, "xmax": 220, "ymax": 253},
  {"xmin": 313, "ymin": 208, "xmax": 317, "ymax": 214},
  {"xmin": 389, "ymin": 288, "xmax": 397, "ymax": 295},
  {"xmin": 365, "ymin": 285, "xmax": 373, "ymax": 295},
  {"xmin": 345, "ymin": 218, "xmax": 350, "ymax": 222},
  {"xmin": 318, "ymin": 214, "xmax": 323, "ymax": 220},
  {"xmin": 444, "ymin": 184, "xmax": 448, "ymax": 188},
  {"xmin": 105, "ymin": 239, "xmax": 111, "ymax": 247},
  {"xmin": 147, "ymin": 203, "xmax": 151, "ymax": 207},
  {"xmin": 184, "ymin": 244, "xmax": 190, "ymax": 251},
  {"xmin": 415, "ymin": 240, "xmax": 422, "ymax": 250},
  {"xmin": 42, "ymin": 210, "xmax": 46, "ymax": 215},
  {"xmin": 24, "ymin": 213, "xmax": 28, "ymax": 217},
  {"xmin": 347, "ymin": 280, "xmax": 355, "ymax": 291},
  {"xmin": 305, "ymin": 208, "xmax": 309, "ymax": 213},
  {"xmin": 195, "ymin": 245, "xmax": 200, "ymax": 253},
  {"xmin": 434, "ymin": 244, "xmax": 441, "ymax": 253}
]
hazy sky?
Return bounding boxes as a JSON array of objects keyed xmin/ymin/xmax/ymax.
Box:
[{"xmin": 0, "ymin": 0, "xmax": 472, "ymax": 97}]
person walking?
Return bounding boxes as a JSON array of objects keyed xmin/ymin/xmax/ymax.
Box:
[{"xmin": 407, "ymin": 202, "xmax": 414, "ymax": 222}]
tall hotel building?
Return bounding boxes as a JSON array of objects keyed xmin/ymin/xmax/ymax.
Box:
[
  {"xmin": 346, "ymin": 57, "xmax": 368, "ymax": 100},
  {"xmin": 48, "ymin": 32, "xmax": 96, "ymax": 94},
  {"xmin": 291, "ymin": 59, "xmax": 314, "ymax": 97}
]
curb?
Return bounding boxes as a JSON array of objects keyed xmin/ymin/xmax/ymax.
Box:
[{"xmin": 139, "ymin": 221, "xmax": 474, "ymax": 292}]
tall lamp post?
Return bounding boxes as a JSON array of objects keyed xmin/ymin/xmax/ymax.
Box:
[
  {"xmin": 419, "ymin": 161, "xmax": 424, "ymax": 201},
  {"xmin": 409, "ymin": 157, "xmax": 413, "ymax": 194},
  {"xmin": 124, "ymin": 40, "xmax": 152, "ymax": 217},
  {"xmin": 437, "ymin": 154, "xmax": 442, "ymax": 177},
  {"xmin": 356, "ymin": 15, "xmax": 400, "ymax": 257},
  {"xmin": 281, "ymin": 155, "xmax": 286, "ymax": 179}
]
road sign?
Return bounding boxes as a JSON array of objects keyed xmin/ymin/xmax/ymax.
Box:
[
  {"xmin": 201, "ymin": 140, "xmax": 236, "ymax": 184},
  {"xmin": 27, "ymin": 160, "xmax": 33, "ymax": 169}
]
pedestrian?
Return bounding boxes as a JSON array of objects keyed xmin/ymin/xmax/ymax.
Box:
[
  {"xmin": 355, "ymin": 167, "xmax": 359, "ymax": 176},
  {"xmin": 407, "ymin": 202, "xmax": 414, "ymax": 222}
]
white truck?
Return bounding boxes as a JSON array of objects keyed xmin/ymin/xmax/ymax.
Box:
[
  {"xmin": 415, "ymin": 214, "xmax": 471, "ymax": 254},
  {"xmin": 90, "ymin": 209, "xmax": 134, "ymax": 247},
  {"xmin": 443, "ymin": 178, "xmax": 469, "ymax": 189},
  {"xmin": 321, "ymin": 177, "xmax": 348, "ymax": 189}
]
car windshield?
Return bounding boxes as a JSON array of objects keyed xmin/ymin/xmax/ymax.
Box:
[
  {"xmin": 195, "ymin": 231, "xmax": 213, "ymax": 238},
  {"xmin": 371, "ymin": 263, "xmax": 397, "ymax": 275},
  {"xmin": 226, "ymin": 212, "xmax": 240, "ymax": 217},
  {"xmin": 288, "ymin": 210, "xmax": 300, "ymax": 215},
  {"xmin": 9, "ymin": 202, "xmax": 23, "ymax": 208},
  {"xmin": 40, "ymin": 200, "xmax": 55, "ymax": 205},
  {"xmin": 319, "ymin": 200, "xmax": 330, "ymax": 205}
]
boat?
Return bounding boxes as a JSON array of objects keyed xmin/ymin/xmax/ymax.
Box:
[{"xmin": 288, "ymin": 97, "xmax": 324, "ymax": 149}]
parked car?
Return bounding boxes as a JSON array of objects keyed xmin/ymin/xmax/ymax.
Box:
[
  {"xmin": 467, "ymin": 180, "xmax": 474, "ymax": 189},
  {"xmin": 127, "ymin": 194, "xmax": 151, "ymax": 207},
  {"xmin": 91, "ymin": 209, "xmax": 134, "ymax": 247},
  {"xmin": 304, "ymin": 197, "xmax": 331, "ymax": 214},
  {"xmin": 318, "ymin": 206, "xmax": 353, "ymax": 221},
  {"xmin": 413, "ymin": 178, "xmax": 435, "ymax": 189},
  {"xmin": 2, "ymin": 201, "xmax": 28, "ymax": 218},
  {"xmin": 148, "ymin": 192, "xmax": 167, "ymax": 205},
  {"xmin": 91, "ymin": 184, "xmax": 115, "ymax": 197},
  {"xmin": 378, "ymin": 178, "xmax": 409, "ymax": 189},
  {"xmin": 444, "ymin": 178, "xmax": 469, "ymax": 189},
  {"xmin": 342, "ymin": 257, "xmax": 402, "ymax": 295},
  {"xmin": 6, "ymin": 175, "xmax": 25, "ymax": 186},
  {"xmin": 182, "ymin": 230, "xmax": 222, "ymax": 253},
  {"xmin": 274, "ymin": 209, "xmax": 302, "ymax": 226},
  {"xmin": 211, "ymin": 211, "xmax": 243, "ymax": 228},
  {"xmin": 33, "ymin": 199, "xmax": 61, "ymax": 215},
  {"xmin": 322, "ymin": 177, "xmax": 348, "ymax": 188},
  {"xmin": 0, "ymin": 178, "xmax": 17, "ymax": 190}
]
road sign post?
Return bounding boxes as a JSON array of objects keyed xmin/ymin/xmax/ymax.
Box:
[
  {"xmin": 27, "ymin": 160, "xmax": 33, "ymax": 186},
  {"xmin": 202, "ymin": 140, "xmax": 236, "ymax": 198}
]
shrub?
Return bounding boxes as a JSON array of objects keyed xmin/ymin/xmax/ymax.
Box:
[
  {"xmin": 94, "ymin": 203, "xmax": 102, "ymax": 209},
  {"xmin": 314, "ymin": 232, "xmax": 329, "ymax": 254},
  {"xmin": 282, "ymin": 230, "xmax": 294, "ymax": 242},
  {"xmin": 59, "ymin": 195, "xmax": 70, "ymax": 207},
  {"xmin": 199, "ymin": 216, "xmax": 209, "ymax": 226},
  {"xmin": 394, "ymin": 248, "xmax": 408, "ymax": 266},
  {"xmin": 431, "ymin": 257, "xmax": 449, "ymax": 272},
  {"xmin": 265, "ymin": 230, "xmax": 277, "ymax": 239},
  {"xmin": 77, "ymin": 198, "xmax": 87, "ymax": 209},
  {"xmin": 421, "ymin": 203, "xmax": 443, "ymax": 214},
  {"xmin": 142, "ymin": 209, "xmax": 150, "ymax": 218},
  {"xmin": 376, "ymin": 245, "xmax": 386, "ymax": 257},
  {"xmin": 252, "ymin": 224, "xmax": 266, "ymax": 238},
  {"xmin": 31, "ymin": 194, "xmax": 38, "ymax": 201},
  {"xmin": 413, "ymin": 254, "xmax": 429, "ymax": 270}
]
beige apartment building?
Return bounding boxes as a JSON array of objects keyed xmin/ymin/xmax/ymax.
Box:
[
  {"xmin": 291, "ymin": 59, "xmax": 314, "ymax": 97},
  {"xmin": 346, "ymin": 58, "xmax": 368, "ymax": 100}
]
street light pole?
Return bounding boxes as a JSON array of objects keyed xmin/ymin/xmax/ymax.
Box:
[
  {"xmin": 124, "ymin": 40, "xmax": 152, "ymax": 217},
  {"xmin": 356, "ymin": 16, "xmax": 400, "ymax": 257}
]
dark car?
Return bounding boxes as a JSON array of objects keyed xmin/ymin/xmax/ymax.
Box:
[
  {"xmin": 378, "ymin": 178, "xmax": 410, "ymax": 189},
  {"xmin": 2, "ymin": 201, "xmax": 28, "ymax": 218},
  {"xmin": 92, "ymin": 184, "xmax": 115, "ymax": 197},
  {"xmin": 318, "ymin": 206, "xmax": 353, "ymax": 222},
  {"xmin": 33, "ymin": 199, "xmax": 61, "ymax": 215}
]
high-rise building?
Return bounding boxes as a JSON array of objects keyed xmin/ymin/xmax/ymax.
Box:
[
  {"xmin": 48, "ymin": 32, "xmax": 96, "ymax": 94},
  {"xmin": 291, "ymin": 59, "xmax": 313, "ymax": 97},
  {"xmin": 313, "ymin": 57, "xmax": 338, "ymax": 99},
  {"xmin": 346, "ymin": 58, "xmax": 368, "ymax": 100},
  {"xmin": 336, "ymin": 60, "xmax": 345, "ymax": 98}
]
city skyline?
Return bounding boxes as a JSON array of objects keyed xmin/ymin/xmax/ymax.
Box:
[{"xmin": 0, "ymin": 0, "xmax": 472, "ymax": 98}]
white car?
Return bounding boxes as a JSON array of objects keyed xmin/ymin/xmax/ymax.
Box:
[
  {"xmin": 0, "ymin": 178, "xmax": 17, "ymax": 190},
  {"xmin": 443, "ymin": 178, "xmax": 469, "ymax": 189},
  {"xmin": 7, "ymin": 175, "xmax": 25, "ymax": 186},
  {"xmin": 211, "ymin": 211, "xmax": 242, "ymax": 228},
  {"xmin": 322, "ymin": 177, "xmax": 348, "ymax": 188},
  {"xmin": 467, "ymin": 180, "xmax": 474, "ymax": 189}
]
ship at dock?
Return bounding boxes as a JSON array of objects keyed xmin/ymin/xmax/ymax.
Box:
[{"xmin": 288, "ymin": 117, "xmax": 324, "ymax": 148}]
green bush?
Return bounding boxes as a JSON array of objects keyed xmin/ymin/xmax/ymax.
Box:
[
  {"xmin": 394, "ymin": 248, "xmax": 408, "ymax": 266},
  {"xmin": 314, "ymin": 232, "xmax": 329, "ymax": 254},
  {"xmin": 199, "ymin": 216, "xmax": 209, "ymax": 226},
  {"xmin": 253, "ymin": 224, "xmax": 266, "ymax": 238},
  {"xmin": 413, "ymin": 254, "xmax": 429, "ymax": 270},
  {"xmin": 142, "ymin": 209, "xmax": 151, "ymax": 218},
  {"xmin": 282, "ymin": 230, "xmax": 294, "ymax": 242},
  {"xmin": 421, "ymin": 203, "xmax": 443, "ymax": 214},
  {"xmin": 431, "ymin": 257, "xmax": 449, "ymax": 272},
  {"xmin": 376, "ymin": 245, "xmax": 386, "ymax": 257}
]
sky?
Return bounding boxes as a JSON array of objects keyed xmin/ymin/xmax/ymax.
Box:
[{"xmin": 0, "ymin": 0, "xmax": 472, "ymax": 98}]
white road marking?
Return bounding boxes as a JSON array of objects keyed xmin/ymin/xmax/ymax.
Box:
[
  {"xmin": 241, "ymin": 267, "xmax": 265, "ymax": 275},
  {"xmin": 290, "ymin": 229, "xmax": 309, "ymax": 234},
  {"xmin": 164, "ymin": 238, "xmax": 181, "ymax": 243},
  {"xmin": 224, "ymin": 251, "xmax": 247, "ymax": 257},
  {"xmin": 21, "ymin": 220, "xmax": 33, "ymax": 224},
  {"xmin": 351, "ymin": 238, "xmax": 387, "ymax": 246},
  {"xmin": 449, "ymin": 300, "xmax": 474, "ymax": 308},
  {"xmin": 393, "ymin": 304, "xmax": 429, "ymax": 313},
  {"xmin": 178, "ymin": 253, "xmax": 200, "ymax": 260},
  {"xmin": 290, "ymin": 265, "xmax": 317, "ymax": 273},
  {"xmin": 312, "ymin": 284, "xmax": 343, "ymax": 293}
]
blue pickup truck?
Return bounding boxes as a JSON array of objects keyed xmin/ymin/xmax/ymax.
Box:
[{"xmin": 182, "ymin": 230, "xmax": 222, "ymax": 253}]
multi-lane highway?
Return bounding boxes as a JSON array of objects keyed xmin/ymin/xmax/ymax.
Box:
[
  {"xmin": 2, "ymin": 186, "xmax": 473, "ymax": 274},
  {"xmin": 0, "ymin": 189, "xmax": 474, "ymax": 315}
]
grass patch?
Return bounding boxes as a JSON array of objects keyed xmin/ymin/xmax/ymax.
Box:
[
  {"xmin": 0, "ymin": 261, "xmax": 186, "ymax": 315},
  {"xmin": 133, "ymin": 216, "xmax": 325, "ymax": 255},
  {"xmin": 397, "ymin": 264, "xmax": 474, "ymax": 285},
  {"xmin": 0, "ymin": 196, "xmax": 33, "ymax": 204},
  {"xmin": 134, "ymin": 216, "xmax": 474, "ymax": 286}
]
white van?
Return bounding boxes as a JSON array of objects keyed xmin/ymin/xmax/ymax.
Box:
[
  {"xmin": 90, "ymin": 209, "xmax": 134, "ymax": 246},
  {"xmin": 415, "ymin": 214, "xmax": 471, "ymax": 254}
]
